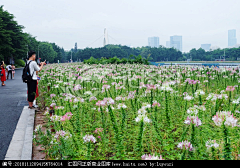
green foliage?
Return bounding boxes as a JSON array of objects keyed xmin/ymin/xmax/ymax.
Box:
[
  {"xmin": 0, "ymin": 5, "xmax": 27, "ymax": 63},
  {"xmin": 83, "ymin": 55, "xmax": 149, "ymax": 65},
  {"xmin": 15, "ymin": 59, "xmax": 25, "ymax": 67},
  {"xmin": 0, "ymin": 6, "xmax": 63, "ymax": 64},
  {"xmin": 185, "ymin": 47, "xmax": 240, "ymax": 61}
]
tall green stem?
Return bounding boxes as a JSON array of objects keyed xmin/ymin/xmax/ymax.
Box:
[
  {"xmin": 137, "ymin": 119, "xmax": 144, "ymax": 155},
  {"xmin": 222, "ymin": 122, "xmax": 231, "ymax": 160}
]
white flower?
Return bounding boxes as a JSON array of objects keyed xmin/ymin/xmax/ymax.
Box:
[
  {"xmin": 143, "ymin": 116, "xmax": 151, "ymax": 123},
  {"xmin": 73, "ymin": 84, "xmax": 82, "ymax": 91},
  {"xmin": 50, "ymin": 115, "xmax": 61, "ymax": 122},
  {"xmin": 34, "ymin": 125, "xmax": 42, "ymax": 132},
  {"xmin": 117, "ymin": 103, "xmax": 127, "ymax": 109},
  {"xmin": 195, "ymin": 90, "xmax": 205, "ymax": 96},
  {"xmin": 135, "ymin": 117, "xmax": 140, "ymax": 122},
  {"xmin": 141, "ymin": 154, "xmax": 164, "ymax": 160},
  {"xmin": 103, "ymin": 98, "xmax": 115, "ymax": 105},
  {"xmin": 44, "ymin": 110, "xmax": 49, "ymax": 115},
  {"xmin": 184, "ymin": 116, "xmax": 202, "ymax": 127},
  {"xmin": 84, "ymin": 91, "xmax": 92, "ymax": 95},
  {"xmin": 115, "ymin": 96, "xmax": 126, "ymax": 101},
  {"xmin": 206, "ymin": 140, "xmax": 219, "ymax": 149},
  {"xmin": 160, "ymin": 85, "xmax": 173, "ymax": 92},
  {"xmin": 142, "ymin": 103, "xmax": 151, "ymax": 109},
  {"xmin": 212, "ymin": 111, "xmax": 238, "ymax": 127},
  {"xmin": 177, "ymin": 140, "xmax": 193, "ymax": 151},
  {"xmin": 187, "ymin": 107, "xmax": 198, "ymax": 116},
  {"xmin": 83, "ymin": 135, "xmax": 96, "ymax": 143},
  {"xmin": 206, "ymin": 93, "xmax": 214, "ymax": 100},
  {"xmin": 73, "ymin": 105, "xmax": 78, "ymax": 109},
  {"xmin": 197, "ymin": 105, "xmax": 206, "ymax": 111},
  {"xmin": 184, "ymin": 95, "xmax": 194, "ymax": 101},
  {"xmin": 232, "ymin": 99, "xmax": 240, "ymax": 104},
  {"xmin": 220, "ymin": 90, "xmax": 225, "ymax": 94},
  {"xmin": 89, "ymin": 96, "xmax": 97, "ymax": 102},
  {"xmin": 73, "ymin": 98, "xmax": 79, "ymax": 103},
  {"xmin": 105, "ymin": 106, "xmax": 115, "ymax": 112},
  {"xmin": 135, "ymin": 114, "xmax": 151, "ymax": 123}
]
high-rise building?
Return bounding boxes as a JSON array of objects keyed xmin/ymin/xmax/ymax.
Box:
[
  {"xmin": 170, "ymin": 35, "xmax": 182, "ymax": 52},
  {"xmin": 148, "ymin": 37, "xmax": 159, "ymax": 48},
  {"xmin": 228, "ymin": 29, "xmax": 237, "ymax": 47},
  {"xmin": 201, "ymin": 44, "xmax": 211, "ymax": 51},
  {"xmin": 166, "ymin": 41, "xmax": 170, "ymax": 48}
]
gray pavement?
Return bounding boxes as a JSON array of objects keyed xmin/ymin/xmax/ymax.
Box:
[{"xmin": 0, "ymin": 68, "xmax": 29, "ymax": 160}]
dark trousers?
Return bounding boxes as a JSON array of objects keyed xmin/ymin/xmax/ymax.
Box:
[
  {"xmin": 27, "ymin": 80, "xmax": 37, "ymax": 102},
  {"xmin": 7, "ymin": 70, "xmax": 12, "ymax": 79}
]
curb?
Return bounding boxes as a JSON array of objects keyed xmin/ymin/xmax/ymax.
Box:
[{"xmin": 4, "ymin": 106, "xmax": 35, "ymax": 160}]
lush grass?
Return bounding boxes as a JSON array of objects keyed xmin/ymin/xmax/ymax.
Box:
[{"xmin": 34, "ymin": 63, "xmax": 240, "ymax": 160}]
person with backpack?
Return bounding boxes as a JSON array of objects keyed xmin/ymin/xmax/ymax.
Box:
[
  {"xmin": 6, "ymin": 64, "xmax": 12, "ymax": 79},
  {"xmin": 23, "ymin": 51, "xmax": 45, "ymax": 109}
]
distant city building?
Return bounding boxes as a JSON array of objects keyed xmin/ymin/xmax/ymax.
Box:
[
  {"xmin": 201, "ymin": 44, "xmax": 211, "ymax": 51},
  {"xmin": 148, "ymin": 36, "xmax": 159, "ymax": 48},
  {"xmin": 170, "ymin": 35, "xmax": 182, "ymax": 52},
  {"xmin": 166, "ymin": 41, "xmax": 170, "ymax": 48},
  {"xmin": 228, "ymin": 29, "xmax": 237, "ymax": 47}
]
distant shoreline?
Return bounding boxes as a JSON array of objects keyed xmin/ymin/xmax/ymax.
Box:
[{"xmin": 156, "ymin": 61, "xmax": 240, "ymax": 63}]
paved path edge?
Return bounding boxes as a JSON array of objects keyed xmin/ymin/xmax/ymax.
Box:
[{"xmin": 4, "ymin": 106, "xmax": 35, "ymax": 160}]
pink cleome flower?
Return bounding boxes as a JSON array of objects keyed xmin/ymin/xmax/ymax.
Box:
[
  {"xmin": 226, "ymin": 86, "xmax": 235, "ymax": 91},
  {"xmin": 60, "ymin": 112, "xmax": 73, "ymax": 122}
]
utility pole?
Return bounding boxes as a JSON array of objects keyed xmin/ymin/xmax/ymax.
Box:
[
  {"xmin": 224, "ymin": 49, "xmax": 225, "ymax": 62},
  {"xmin": 38, "ymin": 45, "xmax": 39, "ymax": 64},
  {"xmin": 71, "ymin": 51, "xmax": 72, "ymax": 63}
]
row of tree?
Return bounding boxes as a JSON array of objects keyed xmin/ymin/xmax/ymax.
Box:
[
  {"xmin": 63, "ymin": 45, "xmax": 240, "ymax": 63},
  {"xmin": 185, "ymin": 47, "xmax": 240, "ymax": 61},
  {"xmin": 0, "ymin": 6, "xmax": 64, "ymax": 65},
  {"xmin": 83, "ymin": 55, "xmax": 150, "ymax": 65},
  {"xmin": 63, "ymin": 45, "xmax": 183, "ymax": 63}
]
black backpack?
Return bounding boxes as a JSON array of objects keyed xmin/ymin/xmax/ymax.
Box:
[{"xmin": 22, "ymin": 61, "xmax": 32, "ymax": 83}]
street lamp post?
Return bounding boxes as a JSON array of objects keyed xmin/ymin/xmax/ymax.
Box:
[
  {"xmin": 38, "ymin": 45, "xmax": 39, "ymax": 63},
  {"xmin": 26, "ymin": 44, "xmax": 28, "ymax": 60},
  {"xmin": 38, "ymin": 43, "xmax": 43, "ymax": 64}
]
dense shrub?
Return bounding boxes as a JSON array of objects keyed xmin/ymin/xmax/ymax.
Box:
[
  {"xmin": 83, "ymin": 55, "xmax": 149, "ymax": 65},
  {"xmin": 15, "ymin": 59, "xmax": 25, "ymax": 67}
]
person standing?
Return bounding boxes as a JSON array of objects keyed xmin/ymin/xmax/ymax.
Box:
[
  {"xmin": 6, "ymin": 64, "xmax": 12, "ymax": 79},
  {"xmin": 26, "ymin": 51, "xmax": 45, "ymax": 109},
  {"xmin": 1, "ymin": 61, "xmax": 6, "ymax": 86},
  {"xmin": 11, "ymin": 64, "xmax": 15, "ymax": 79}
]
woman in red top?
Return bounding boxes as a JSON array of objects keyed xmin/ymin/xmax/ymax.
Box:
[{"xmin": 1, "ymin": 61, "xmax": 6, "ymax": 86}]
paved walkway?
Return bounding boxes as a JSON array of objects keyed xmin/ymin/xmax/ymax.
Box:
[{"xmin": 0, "ymin": 68, "xmax": 28, "ymax": 160}]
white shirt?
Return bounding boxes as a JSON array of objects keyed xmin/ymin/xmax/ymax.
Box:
[
  {"xmin": 27, "ymin": 60, "xmax": 40, "ymax": 80},
  {"xmin": 6, "ymin": 65, "xmax": 12, "ymax": 71}
]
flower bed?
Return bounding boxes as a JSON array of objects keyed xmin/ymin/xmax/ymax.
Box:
[{"xmin": 34, "ymin": 63, "xmax": 240, "ymax": 160}]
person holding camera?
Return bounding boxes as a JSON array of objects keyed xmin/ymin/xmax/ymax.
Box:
[
  {"xmin": 26, "ymin": 51, "xmax": 45, "ymax": 109},
  {"xmin": 1, "ymin": 61, "xmax": 6, "ymax": 86}
]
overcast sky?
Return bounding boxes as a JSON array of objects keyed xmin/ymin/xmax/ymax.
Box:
[{"xmin": 1, "ymin": 0, "xmax": 240, "ymax": 52}]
